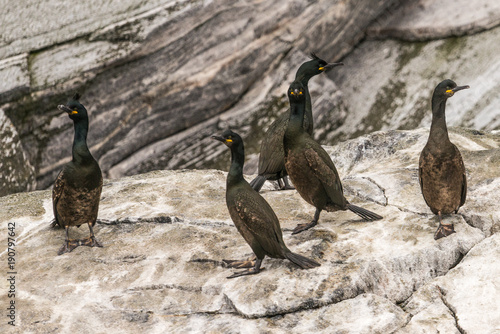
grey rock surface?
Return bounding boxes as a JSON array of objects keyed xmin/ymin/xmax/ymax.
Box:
[
  {"xmin": 1, "ymin": 0, "xmax": 500, "ymax": 200},
  {"xmin": 368, "ymin": 0, "xmax": 500, "ymax": 41},
  {"xmin": 0, "ymin": 0, "xmax": 400, "ymax": 192},
  {"xmin": 0, "ymin": 109, "xmax": 36, "ymax": 196},
  {"xmin": 1, "ymin": 129, "xmax": 498, "ymax": 333},
  {"xmin": 329, "ymin": 23, "xmax": 500, "ymax": 143}
]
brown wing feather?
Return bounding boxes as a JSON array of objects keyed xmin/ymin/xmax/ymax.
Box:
[
  {"xmin": 304, "ymin": 145, "xmax": 346, "ymax": 207},
  {"xmin": 257, "ymin": 115, "xmax": 288, "ymax": 177},
  {"xmin": 52, "ymin": 169, "xmax": 65, "ymax": 227},
  {"xmin": 457, "ymin": 146, "xmax": 467, "ymax": 209},
  {"xmin": 419, "ymin": 144, "xmax": 466, "ymax": 214},
  {"xmin": 460, "ymin": 171, "xmax": 467, "ymax": 208},
  {"xmin": 229, "ymin": 185, "xmax": 285, "ymax": 257},
  {"xmin": 418, "ymin": 153, "xmax": 432, "ymax": 210}
]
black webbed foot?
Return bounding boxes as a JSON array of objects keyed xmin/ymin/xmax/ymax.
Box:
[
  {"xmin": 227, "ymin": 267, "xmax": 263, "ymax": 279},
  {"xmin": 292, "ymin": 220, "xmax": 318, "ymax": 235},
  {"xmin": 57, "ymin": 239, "xmax": 80, "ymax": 255},
  {"xmin": 434, "ymin": 223, "xmax": 456, "ymax": 240},
  {"xmin": 223, "ymin": 256, "xmax": 256, "ymax": 269},
  {"xmin": 226, "ymin": 258, "xmax": 263, "ymax": 278},
  {"xmin": 277, "ymin": 177, "xmax": 295, "ymax": 191},
  {"xmin": 80, "ymin": 236, "xmax": 103, "ymax": 248}
]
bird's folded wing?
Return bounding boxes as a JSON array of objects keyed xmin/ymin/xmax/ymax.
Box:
[
  {"xmin": 233, "ymin": 191, "xmax": 284, "ymax": 254},
  {"xmin": 52, "ymin": 169, "xmax": 65, "ymax": 227},
  {"xmin": 304, "ymin": 147, "xmax": 345, "ymax": 204},
  {"xmin": 258, "ymin": 116, "xmax": 288, "ymax": 174},
  {"xmin": 454, "ymin": 146, "xmax": 467, "ymax": 207}
]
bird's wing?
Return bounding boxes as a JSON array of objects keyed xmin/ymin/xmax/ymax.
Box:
[
  {"xmin": 418, "ymin": 151, "xmax": 432, "ymax": 209},
  {"xmin": 257, "ymin": 115, "xmax": 288, "ymax": 176},
  {"xmin": 231, "ymin": 187, "xmax": 284, "ymax": 255},
  {"xmin": 52, "ymin": 169, "xmax": 65, "ymax": 227},
  {"xmin": 304, "ymin": 145, "xmax": 345, "ymax": 205},
  {"xmin": 454, "ymin": 146, "xmax": 467, "ymax": 208},
  {"xmin": 460, "ymin": 170, "xmax": 467, "ymax": 208},
  {"xmin": 418, "ymin": 152, "xmax": 424, "ymax": 192}
]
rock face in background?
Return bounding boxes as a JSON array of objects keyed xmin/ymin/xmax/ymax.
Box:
[
  {"xmin": 0, "ymin": 109, "xmax": 36, "ymax": 196},
  {"xmin": 0, "ymin": 0, "xmax": 397, "ymax": 192},
  {"xmin": 1, "ymin": 129, "xmax": 499, "ymax": 333},
  {"xmin": 329, "ymin": 1, "xmax": 500, "ymax": 143},
  {"xmin": 367, "ymin": 0, "xmax": 500, "ymax": 40},
  {"xmin": 1, "ymin": 0, "xmax": 499, "ymax": 195}
]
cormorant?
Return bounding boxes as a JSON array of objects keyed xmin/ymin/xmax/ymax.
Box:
[
  {"xmin": 250, "ymin": 53, "xmax": 343, "ymax": 192},
  {"xmin": 419, "ymin": 79, "xmax": 469, "ymax": 240},
  {"xmin": 283, "ymin": 81, "xmax": 383, "ymax": 234},
  {"xmin": 212, "ymin": 130, "xmax": 320, "ymax": 278},
  {"xmin": 52, "ymin": 93, "xmax": 103, "ymax": 255}
]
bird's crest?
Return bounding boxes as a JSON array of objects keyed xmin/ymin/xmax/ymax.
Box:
[
  {"xmin": 309, "ymin": 52, "xmax": 320, "ymax": 60},
  {"xmin": 72, "ymin": 93, "xmax": 81, "ymax": 101}
]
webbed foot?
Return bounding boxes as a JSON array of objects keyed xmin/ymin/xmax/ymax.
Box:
[
  {"xmin": 223, "ymin": 256, "xmax": 256, "ymax": 269},
  {"xmin": 226, "ymin": 258, "xmax": 263, "ymax": 279},
  {"xmin": 80, "ymin": 236, "xmax": 103, "ymax": 248},
  {"xmin": 227, "ymin": 267, "xmax": 263, "ymax": 279},
  {"xmin": 57, "ymin": 239, "xmax": 80, "ymax": 255},
  {"xmin": 292, "ymin": 221, "xmax": 318, "ymax": 235},
  {"xmin": 434, "ymin": 223, "xmax": 455, "ymax": 240},
  {"xmin": 278, "ymin": 177, "xmax": 295, "ymax": 190}
]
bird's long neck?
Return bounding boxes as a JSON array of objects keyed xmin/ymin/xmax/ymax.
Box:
[
  {"xmin": 227, "ymin": 144, "xmax": 245, "ymax": 187},
  {"xmin": 285, "ymin": 98, "xmax": 306, "ymax": 145},
  {"xmin": 295, "ymin": 74, "xmax": 313, "ymax": 134},
  {"xmin": 72, "ymin": 119, "xmax": 93, "ymax": 165},
  {"xmin": 428, "ymin": 96, "xmax": 450, "ymax": 145}
]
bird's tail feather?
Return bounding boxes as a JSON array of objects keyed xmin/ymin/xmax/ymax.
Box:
[
  {"xmin": 249, "ymin": 175, "xmax": 267, "ymax": 192},
  {"xmin": 347, "ymin": 204, "xmax": 383, "ymax": 221},
  {"xmin": 285, "ymin": 252, "xmax": 320, "ymax": 269}
]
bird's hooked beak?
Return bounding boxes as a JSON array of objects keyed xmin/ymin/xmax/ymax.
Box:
[
  {"xmin": 211, "ymin": 135, "xmax": 225, "ymax": 142},
  {"xmin": 452, "ymin": 85, "xmax": 470, "ymax": 93},
  {"xmin": 211, "ymin": 135, "xmax": 233, "ymax": 145},
  {"xmin": 320, "ymin": 62, "xmax": 344, "ymax": 71},
  {"xmin": 445, "ymin": 85, "xmax": 469, "ymax": 97},
  {"xmin": 58, "ymin": 105, "xmax": 78, "ymax": 115}
]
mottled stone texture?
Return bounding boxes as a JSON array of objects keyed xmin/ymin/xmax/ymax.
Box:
[
  {"xmin": 1, "ymin": 0, "xmax": 499, "ymax": 197},
  {"xmin": 0, "ymin": 129, "xmax": 498, "ymax": 333},
  {"xmin": 0, "ymin": 109, "xmax": 36, "ymax": 196},
  {"xmin": 0, "ymin": 0, "xmax": 396, "ymax": 192}
]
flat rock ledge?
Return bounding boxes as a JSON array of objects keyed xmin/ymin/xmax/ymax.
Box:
[{"xmin": 0, "ymin": 129, "xmax": 499, "ymax": 333}]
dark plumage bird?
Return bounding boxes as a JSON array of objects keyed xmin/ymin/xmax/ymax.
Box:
[
  {"xmin": 250, "ymin": 53, "xmax": 343, "ymax": 192},
  {"xmin": 52, "ymin": 93, "xmax": 103, "ymax": 255},
  {"xmin": 283, "ymin": 81, "xmax": 383, "ymax": 234},
  {"xmin": 212, "ymin": 130, "xmax": 320, "ymax": 278},
  {"xmin": 419, "ymin": 79, "xmax": 469, "ymax": 240}
]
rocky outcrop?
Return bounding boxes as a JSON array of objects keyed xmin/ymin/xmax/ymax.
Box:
[{"xmin": 1, "ymin": 129, "xmax": 498, "ymax": 333}]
